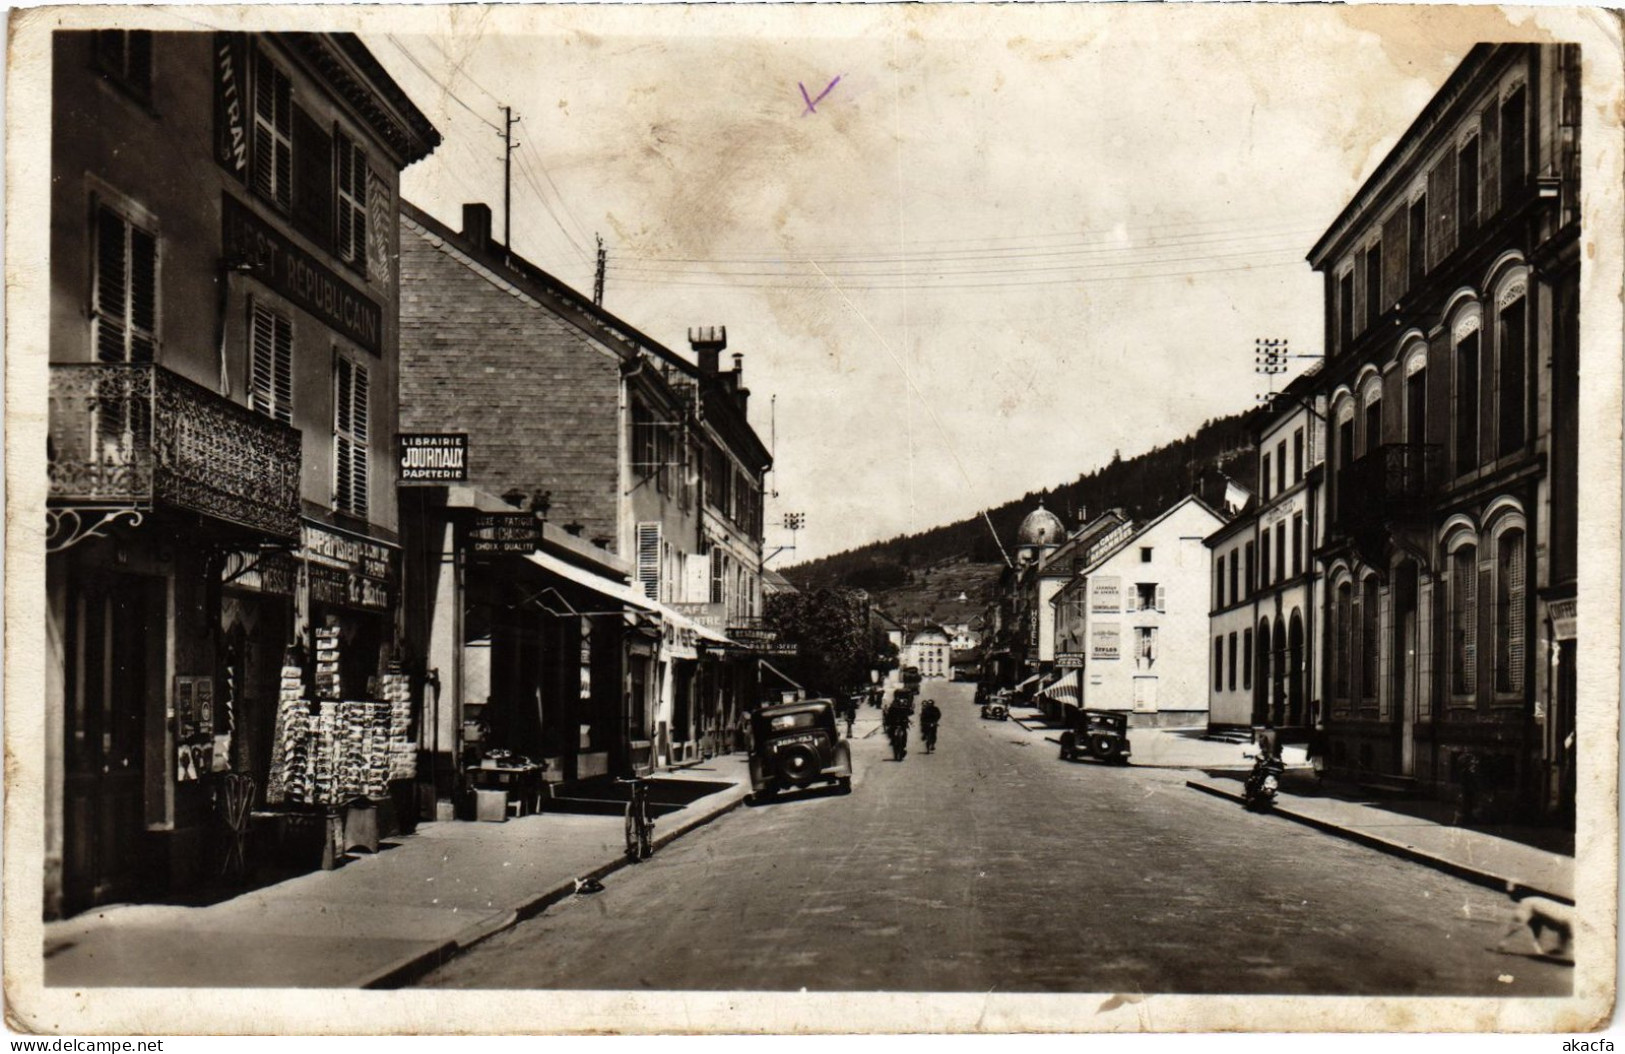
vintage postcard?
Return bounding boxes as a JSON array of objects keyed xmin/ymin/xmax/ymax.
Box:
[{"xmin": 4, "ymin": 2, "xmax": 1620, "ymax": 1037}]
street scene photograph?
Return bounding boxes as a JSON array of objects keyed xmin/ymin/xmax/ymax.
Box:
[{"xmin": 4, "ymin": 1, "xmax": 1619, "ymax": 1037}]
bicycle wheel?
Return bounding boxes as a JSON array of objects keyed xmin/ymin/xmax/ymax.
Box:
[
  {"xmin": 625, "ymin": 805, "xmax": 640, "ymax": 861},
  {"xmin": 637, "ymin": 809, "xmax": 654, "ymax": 859}
]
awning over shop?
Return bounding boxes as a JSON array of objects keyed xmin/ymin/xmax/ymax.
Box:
[
  {"xmin": 522, "ymin": 552, "xmax": 735, "ymax": 647},
  {"xmin": 1038, "ymin": 670, "xmax": 1081, "ymax": 704},
  {"xmin": 760, "ymin": 659, "xmax": 803, "ymax": 691},
  {"xmin": 1016, "ymin": 673, "xmax": 1041, "ymax": 690}
]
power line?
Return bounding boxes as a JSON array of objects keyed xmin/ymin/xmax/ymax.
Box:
[
  {"xmin": 384, "ymin": 36, "xmax": 501, "ymax": 132},
  {"xmin": 519, "ymin": 140, "xmax": 594, "ymax": 250}
]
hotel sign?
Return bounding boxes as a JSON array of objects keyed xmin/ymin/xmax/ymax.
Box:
[
  {"xmin": 398, "ymin": 434, "xmax": 468, "ymax": 482},
  {"xmin": 223, "ymin": 193, "xmax": 382, "ymax": 354}
]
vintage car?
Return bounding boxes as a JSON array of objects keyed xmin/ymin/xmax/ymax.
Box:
[
  {"xmin": 748, "ymin": 700, "xmax": 853, "ymax": 801},
  {"xmin": 980, "ymin": 696, "xmax": 1009, "ymax": 721},
  {"xmin": 1058, "ymin": 709, "xmax": 1133, "ymax": 765}
]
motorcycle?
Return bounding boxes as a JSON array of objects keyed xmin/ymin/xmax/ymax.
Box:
[
  {"xmin": 1242, "ymin": 750, "xmax": 1286, "ymax": 810},
  {"xmin": 887, "ymin": 722, "xmax": 909, "ymax": 761}
]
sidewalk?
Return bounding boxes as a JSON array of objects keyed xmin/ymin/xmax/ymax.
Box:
[
  {"xmin": 1187, "ymin": 772, "xmax": 1574, "ymax": 904},
  {"xmin": 1003, "ymin": 706, "xmax": 1573, "ymax": 905},
  {"xmin": 44, "ymin": 754, "xmax": 753, "ymax": 989}
]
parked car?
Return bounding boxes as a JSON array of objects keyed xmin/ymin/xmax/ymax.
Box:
[
  {"xmin": 747, "ymin": 700, "xmax": 853, "ymax": 801},
  {"xmin": 980, "ymin": 698, "xmax": 1009, "ymax": 721},
  {"xmin": 1059, "ymin": 709, "xmax": 1132, "ymax": 765}
]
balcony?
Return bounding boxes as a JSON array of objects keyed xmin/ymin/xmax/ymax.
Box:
[
  {"xmin": 1334, "ymin": 443, "xmax": 1443, "ymax": 531},
  {"xmin": 48, "ymin": 363, "xmax": 301, "ymax": 542}
]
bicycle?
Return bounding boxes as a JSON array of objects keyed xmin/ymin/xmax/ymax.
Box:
[
  {"xmin": 922, "ymin": 723, "xmax": 938, "ymax": 754},
  {"xmin": 620, "ymin": 776, "xmax": 653, "ymax": 862}
]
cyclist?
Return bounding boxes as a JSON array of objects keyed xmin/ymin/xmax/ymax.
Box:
[
  {"xmin": 919, "ymin": 698, "xmax": 941, "ymax": 754},
  {"xmin": 883, "ymin": 697, "xmax": 912, "ymax": 761}
]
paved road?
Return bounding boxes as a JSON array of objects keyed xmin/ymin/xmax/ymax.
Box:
[{"xmin": 420, "ymin": 681, "xmax": 1570, "ymax": 995}]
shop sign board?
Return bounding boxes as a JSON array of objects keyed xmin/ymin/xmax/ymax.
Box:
[
  {"xmin": 398, "ymin": 433, "xmax": 469, "ymax": 482},
  {"xmin": 1550, "ymin": 598, "xmax": 1577, "ymax": 641},
  {"xmin": 302, "ymin": 523, "xmax": 394, "ymax": 611},
  {"xmin": 1090, "ymin": 575, "xmax": 1121, "ymax": 613},
  {"xmin": 727, "ymin": 626, "xmax": 781, "ymax": 649},
  {"xmin": 467, "ymin": 512, "xmax": 541, "ymax": 555},
  {"xmin": 1091, "ymin": 623, "xmax": 1121, "ymax": 661},
  {"xmin": 213, "ymin": 34, "xmax": 249, "ymax": 181},
  {"xmin": 223, "ymin": 193, "xmax": 382, "ymax": 354},
  {"xmin": 671, "ymin": 601, "xmax": 727, "ymax": 630},
  {"xmin": 1056, "ymin": 652, "xmax": 1085, "ymax": 669}
]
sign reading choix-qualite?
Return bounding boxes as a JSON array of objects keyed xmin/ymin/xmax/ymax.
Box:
[
  {"xmin": 222, "ymin": 193, "xmax": 382, "ymax": 354},
  {"xmin": 398, "ymin": 434, "xmax": 469, "ymax": 483},
  {"xmin": 467, "ymin": 512, "xmax": 542, "ymax": 555}
]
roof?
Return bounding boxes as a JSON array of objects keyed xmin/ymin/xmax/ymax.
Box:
[
  {"xmin": 1016, "ymin": 503, "xmax": 1067, "ymax": 547},
  {"xmin": 284, "ymin": 34, "xmax": 441, "ymax": 167},
  {"xmin": 1078, "ymin": 494, "xmax": 1226, "ymax": 578},
  {"xmin": 1038, "ymin": 508, "xmax": 1130, "ymax": 576}
]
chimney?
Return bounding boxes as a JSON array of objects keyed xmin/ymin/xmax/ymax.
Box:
[
  {"xmin": 462, "ymin": 203, "xmax": 493, "ymax": 252},
  {"xmin": 731, "ymin": 353, "xmax": 749, "ymax": 415},
  {"xmin": 688, "ymin": 326, "xmax": 727, "ymax": 375}
]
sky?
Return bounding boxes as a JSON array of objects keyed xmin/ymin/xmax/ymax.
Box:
[{"xmin": 367, "ymin": 4, "xmax": 1548, "ymax": 564}]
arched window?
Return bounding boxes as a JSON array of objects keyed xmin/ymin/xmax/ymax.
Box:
[
  {"xmin": 1495, "ymin": 528, "xmax": 1526, "ymax": 694},
  {"xmin": 1334, "ymin": 581, "xmax": 1352, "ymax": 701},
  {"xmin": 1495, "ymin": 273, "xmax": 1529, "ymax": 457},
  {"xmin": 1452, "ymin": 304, "xmax": 1483, "ymax": 476},
  {"xmin": 1450, "ymin": 543, "xmax": 1479, "ymax": 697},
  {"xmin": 1360, "ymin": 576, "xmax": 1380, "ymax": 702},
  {"xmin": 1362, "ymin": 376, "xmax": 1384, "ymax": 456},
  {"xmin": 1403, "ymin": 343, "xmax": 1428, "ymax": 448}
]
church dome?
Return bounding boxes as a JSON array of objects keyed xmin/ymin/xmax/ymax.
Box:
[{"xmin": 1016, "ymin": 503, "xmax": 1066, "ymax": 548}]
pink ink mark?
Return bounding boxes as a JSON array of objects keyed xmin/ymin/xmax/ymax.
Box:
[{"xmin": 800, "ymin": 76, "xmax": 842, "ymax": 115}]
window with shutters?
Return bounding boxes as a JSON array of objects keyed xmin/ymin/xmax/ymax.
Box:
[
  {"xmin": 333, "ymin": 355, "xmax": 370, "ymax": 519},
  {"xmin": 1497, "ymin": 296, "xmax": 1527, "ymax": 456},
  {"xmin": 336, "ymin": 133, "xmax": 369, "ymax": 270},
  {"xmin": 92, "ymin": 204, "xmax": 158, "ymax": 364},
  {"xmin": 95, "ymin": 30, "xmax": 153, "ymax": 101},
  {"xmin": 248, "ymin": 302, "xmax": 293, "ymax": 424},
  {"xmin": 1457, "ymin": 137, "xmax": 1480, "ymax": 233},
  {"xmin": 710, "ymin": 547, "xmax": 725, "ymax": 605},
  {"xmin": 1135, "ymin": 627, "xmax": 1157, "ymax": 667},
  {"xmin": 1408, "ymin": 196, "xmax": 1428, "ymax": 285},
  {"xmin": 636, "ymin": 523, "xmax": 662, "ymax": 601},
  {"xmin": 631, "ymin": 401, "xmax": 656, "ymax": 482},
  {"xmin": 253, "ymin": 51, "xmax": 293, "ymax": 212},
  {"xmin": 1365, "ymin": 241, "xmax": 1383, "ymax": 327},
  {"xmin": 1360, "ymin": 576, "xmax": 1380, "ymax": 702},
  {"xmin": 1337, "ymin": 271, "xmax": 1354, "ymax": 353},
  {"xmin": 1451, "ymin": 545, "xmax": 1478, "ymax": 697},
  {"xmin": 1455, "ymin": 330, "xmax": 1481, "ymax": 476},
  {"xmin": 1495, "ymin": 529, "xmax": 1526, "ymax": 694},
  {"xmin": 1243, "ymin": 626, "xmax": 1254, "ymax": 691},
  {"xmin": 1500, "ymin": 85, "xmax": 1527, "ymax": 198},
  {"xmin": 1333, "ymin": 583, "xmax": 1351, "ymax": 699}
]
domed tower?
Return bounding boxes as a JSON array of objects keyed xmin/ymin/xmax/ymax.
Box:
[{"xmin": 1015, "ymin": 501, "xmax": 1067, "ymax": 566}]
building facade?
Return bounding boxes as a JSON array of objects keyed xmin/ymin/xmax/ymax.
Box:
[
  {"xmin": 903, "ymin": 627, "xmax": 952, "ymax": 680},
  {"xmin": 1306, "ymin": 44, "xmax": 1580, "ymax": 820},
  {"xmin": 46, "ymin": 30, "xmax": 438, "ymax": 916},
  {"xmin": 1052, "ymin": 496, "xmax": 1226, "ymax": 727}
]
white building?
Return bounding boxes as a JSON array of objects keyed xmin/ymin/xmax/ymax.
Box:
[
  {"xmin": 904, "ymin": 626, "xmax": 952, "ymax": 680},
  {"xmin": 1052, "ymin": 496, "xmax": 1227, "ymax": 727}
]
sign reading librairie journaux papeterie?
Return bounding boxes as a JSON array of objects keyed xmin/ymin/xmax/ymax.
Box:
[{"xmin": 398, "ymin": 434, "xmax": 469, "ymax": 483}]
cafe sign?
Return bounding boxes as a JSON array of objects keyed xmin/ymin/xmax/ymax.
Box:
[
  {"xmin": 301, "ymin": 523, "xmax": 394, "ymax": 611},
  {"xmin": 468, "ymin": 512, "xmax": 541, "ymax": 555},
  {"xmin": 398, "ymin": 433, "xmax": 469, "ymax": 483},
  {"xmin": 223, "ymin": 193, "xmax": 382, "ymax": 354}
]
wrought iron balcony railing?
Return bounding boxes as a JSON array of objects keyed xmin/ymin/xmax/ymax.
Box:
[
  {"xmin": 1334, "ymin": 443, "xmax": 1443, "ymax": 531},
  {"xmin": 48, "ymin": 363, "xmax": 302, "ymax": 541}
]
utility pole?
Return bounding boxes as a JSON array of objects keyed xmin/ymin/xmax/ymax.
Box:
[
  {"xmin": 500, "ymin": 107, "xmax": 521, "ymax": 248},
  {"xmin": 593, "ymin": 233, "xmax": 607, "ymax": 306}
]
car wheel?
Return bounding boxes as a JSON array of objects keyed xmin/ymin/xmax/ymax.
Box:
[
  {"xmin": 1090, "ymin": 734, "xmax": 1116, "ymax": 758},
  {"xmin": 778, "ymin": 743, "xmax": 821, "ymax": 785}
]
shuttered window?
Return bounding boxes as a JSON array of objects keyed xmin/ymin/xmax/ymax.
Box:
[
  {"xmin": 1500, "ymin": 85, "xmax": 1527, "ymax": 199},
  {"xmin": 336, "ymin": 133, "xmax": 369, "ymax": 270},
  {"xmin": 248, "ymin": 302, "xmax": 293, "ymax": 423},
  {"xmin": 92, "ymin": 204, "xmax": 157, "ymax": 364},
  {"xmin": 1451, "ymin": 546, "xmax": 1478, "ymax": 697},
  {"xmin": 253, "ymin": 51, "xmax": 293, "ymax": 211},
  {"xmin": 334, "ymin": 356, "xmax": 370, "ymax": 518},
  {"xmin": 710, "ymin": 547, "xmax": 725, "ymax": 605},
  {"xmin": 1495, "ymin": 531, "xmax": 1526, "ymax": 694},
  {"xmin": 1365, "ymin": 241, "xmax": 1383, "ymax": 328},
  {"xmin": 96, "ymin": 30, "xmax": 153, "ymax": 99},
  {"xmin": 1407, "ymin": 195, "xmax": 1427, "ymax": 287},
  {"xmin": 1497, "ymin": 297, "xmax": 1527, "ymax": 455},
  {"xmin": 1457, "ymin": 137, "xmax": 1480, "ymax": 234},
  {"xmin": 636, "ymin": 523, "xmax": 662, "ymax": 601},
  {"xmin": 1455, "ymin": 332, "xmax": 1480, "ymax": 475}
]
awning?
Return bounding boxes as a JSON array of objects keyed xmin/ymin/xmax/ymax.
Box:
[
  {"xmin": 760, "ymin": 659, "xmax": 803, "ymax": 691},
  {"xmin": 1016, "ymin": 673, "xmax": 1041, "ymax": 690},
  {"xmin": 1039, "ymin": 670, "xmax": 1081, "ymax": 704},
  {"xmin": 525, "ymin": 550, "xmax": 655, "ymax": 612}
]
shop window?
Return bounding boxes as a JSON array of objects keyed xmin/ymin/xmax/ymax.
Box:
[
  {"xmin": 1495, "ymin": 530, "xmax": 1526, "ymax": 694},
  {"xmin": 336, "ymin": 132, "xmax": 369, "ymax": 271},
  {"xmin": 93, "ymin": 203, "xmax": 158, "ymax": 364},
  {"xmin": 96, "ymin": 30, "xmax": 152, "ymax": 101},
  {"xmin": 1451, "ymin": 545, "xmax": 1478, "ymax": 696},
  {"xmin": 333, "ymin": 355, "xmax": 369, "ymax": 518},
  {"xmin": 1497, "ymin": 296, "xmax": 1527, "ymax": 456},
  {"xmin": 249, "ymin": 302, "xmax": 293, "ymax": 424},
  {"xmin": 252, "ymin": 51, "xmax": 293, "ymax": 212}
]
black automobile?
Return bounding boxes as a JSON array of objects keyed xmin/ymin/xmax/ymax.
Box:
[
  {"xmin": 1058, "ymin": 709, "xmax": 1132, "ymax": 764},
  {"xmin": 748, "ymin": 700, "xmax": 853, "ymax": 801},
  {"xmin": 980, "ymin": 692, "xmax": 1009, "ymax": 721}
]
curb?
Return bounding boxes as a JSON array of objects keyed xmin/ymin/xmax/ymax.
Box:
[
  {"xmin": 1185, "ymin": 779, "xmax": 1574, "ymax": 905},
  {"xmin": 361, "ymin": 787, "xmax": 752, "ymax": 989}
]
